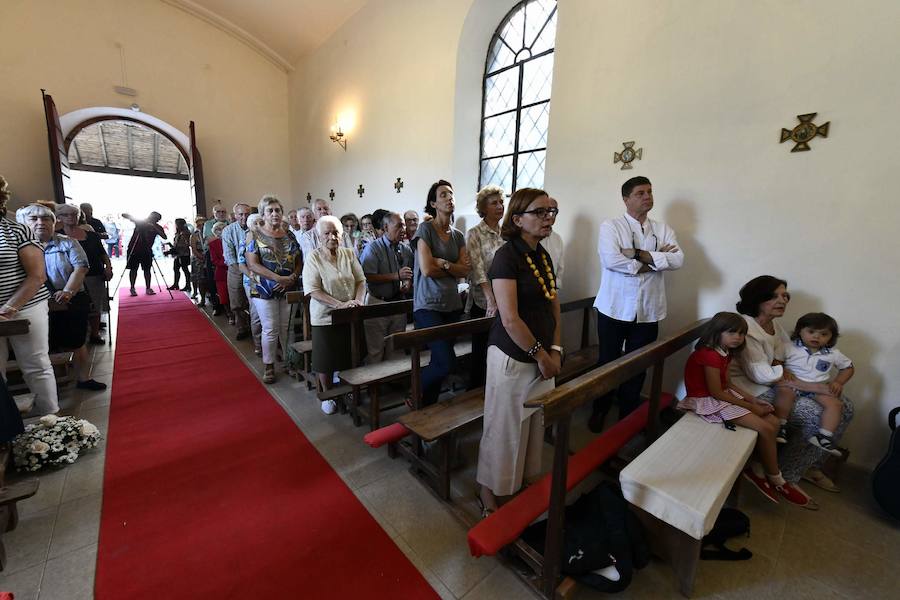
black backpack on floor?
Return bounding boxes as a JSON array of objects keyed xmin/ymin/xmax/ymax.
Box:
[
  {"xmin": 521, "ymin": 481, "xmax": 650, "ymax": 593},
  {"xmin": 701, "ymin": 507, "xmax": 752, "ymax": 561}
]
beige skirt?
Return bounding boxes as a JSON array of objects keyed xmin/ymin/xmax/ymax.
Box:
[{"xmin": 476, "ymin": 345, "xmax": 554, "ymax": 496}]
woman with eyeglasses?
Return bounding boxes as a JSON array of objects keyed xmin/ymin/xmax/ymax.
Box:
[
  {"xmin": 411, "ymin": 180, "xmax": 470, "ymax": 407},
  {"xmin": 729, "ymin": 275, "xmax": 854, "ymax": 508},
  {"xmin": 475, "ymin": 188, "xmax": 562, "ymax": 517}
]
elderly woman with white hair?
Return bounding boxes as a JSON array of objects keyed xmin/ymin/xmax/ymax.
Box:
[
  {"xmin": 17, "ymin": 204, "xmax": 106, "ymax": 392},
  {"xmin": 246, "ymin": 195, "xmax": 302, "ymax": 383},
  {"xmin": 0, "ymin": 180, "xmax": 58, "ymax": 414},
  {"xmin": 55, "ymin": 203, "xmax": 112, "ymax": 344},
  {"xmin": 302, "ymin": 215, "xmax": 365, "ymax": 414}
]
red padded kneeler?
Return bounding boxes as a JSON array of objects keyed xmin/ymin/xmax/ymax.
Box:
[
  {"xmin": 363, "ymin": 422, "xmax": 412, "ymax": 448},
  {"xmin": 467, "ymin": 393, "xmax": 673, "ymax": 557}
]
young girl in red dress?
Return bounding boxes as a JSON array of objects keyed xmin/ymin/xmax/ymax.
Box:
[{"xmin": 679, "ymin": 312, "xmax": 809, "ymax": 505}]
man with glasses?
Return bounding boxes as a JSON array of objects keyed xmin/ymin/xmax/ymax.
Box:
[
  {"xmin": 221, "ymin": 203, "xmax": 253, "ymax": 340},
  {"xmin": 589, "ymin": 176, "xmax": 684, "ymax": 431},
  {"xmin": 360, "ymin": 212, "xmax": 414, "ymax": 363}
]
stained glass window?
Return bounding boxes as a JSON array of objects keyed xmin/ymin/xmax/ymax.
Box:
[{"xmin": 480, "ymin": 0, "xmax": 557, "ymax": 193}]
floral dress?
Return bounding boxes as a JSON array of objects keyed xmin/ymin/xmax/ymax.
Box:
[{"xmin": 246, "ymin": 230, "xmax": 302, "ymax": 299}]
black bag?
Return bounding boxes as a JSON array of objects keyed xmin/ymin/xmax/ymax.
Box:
[
  {"xmin": 521, "ymin": 481, "xmax": 649, "ymax": 593},
  {"xmin": 700, "ymin": 507, "xmax": 752, "ymax": 561},
  {"xmin": 871, "ymin": 407, "xmax": 900, "ymax": 520}
]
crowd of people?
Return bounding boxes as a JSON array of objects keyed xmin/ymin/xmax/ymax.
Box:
[{"xmin": 0, "ymin": 171, "xmax": 854, "ymax": 516}]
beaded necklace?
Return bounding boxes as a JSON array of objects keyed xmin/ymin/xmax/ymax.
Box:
[{"xmin": 525, "ymin": 250, "xmax": 557, "ymax": 300}]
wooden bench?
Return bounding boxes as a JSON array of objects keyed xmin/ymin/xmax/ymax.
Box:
[
  {"xmin": 0, "ymin": 479, "xmax": 40, "ymax": 571},
  {"xmin": 458, "ymin": 320, "xmax": 707, "ymax": 598},
  {"xmin": 619, "ymin": 411, "xmax": 756, "ymax": 597},
  {"xmin": 286, "ymin": 291, "xmax": 315, "ymax": 390},
  {"xmin": 4, "ymin": 352, "xmax": 75, "ymax": 395}
]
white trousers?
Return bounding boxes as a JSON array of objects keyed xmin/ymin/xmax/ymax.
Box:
[
  {"xmin": 0, "ymin": 301, "xmax": 59, "ymax": 414},
  {"xmin": 252, "ymin": 296, "xmax": 290, "ymax": 366},
  {"xmin": 476, "ymin": 345, "xmax": 553, "ymax": 496},
  {"xmin": 363, "ymin": 293, "xmax": 407, "ymax": 364},
  {"xmin": 244, "ymin": 283, "xmax": 262, "ymax": 348}
]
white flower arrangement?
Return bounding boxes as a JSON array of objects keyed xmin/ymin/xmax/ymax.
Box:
[{"xmin": 12, "ymin": 416, "xmax": 102, "ymax": 472}]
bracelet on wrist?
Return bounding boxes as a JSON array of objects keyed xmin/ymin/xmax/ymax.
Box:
[
  {"xmin": 526, "ymin": 340, "xmax": 543, "ymax": 358},
  {"xmin": 2, "ymin": 304, "xmax": 19, "ymax": 314}
]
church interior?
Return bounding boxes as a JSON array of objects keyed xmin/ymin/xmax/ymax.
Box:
[{"xmin": 1, "ymin": 1, "xmax": 898, "ymax": 598}]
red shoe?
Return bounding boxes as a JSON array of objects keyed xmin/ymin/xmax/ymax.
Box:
[
  {"xmin": 774, "ymin": 481, "xmax": 818, "ymax": 510},
  {"xmin": 741, "ymin": 468, "xmax": 779, "ymax": 504}
]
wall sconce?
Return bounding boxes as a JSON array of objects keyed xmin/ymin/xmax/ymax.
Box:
[{"xmin": 329, "ymin": 124, "xmax": 347, "ymax": 151}]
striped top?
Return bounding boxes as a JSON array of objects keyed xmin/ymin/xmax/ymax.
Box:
[{"xmin": 0, "ymin": 216, "xmax": 50, "ymax": 310}]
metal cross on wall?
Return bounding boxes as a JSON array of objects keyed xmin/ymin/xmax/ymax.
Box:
[
  {"xmin": 357, "ymin": 185, "xmax": 365, "ymax": 198},
  {"xmin": 306, "ymin": 192, "xmax": 311, "ymax": 203},
  {"xmin": 780, "ymin": 113, "xmax": 830, "ymax": 152},
  {"xmin": 394, "ymin": 177, "xmax": 404, "ymax": 193},
  {"xmin": 329, "ymin": 189, "xmax": 335, "ymax": 200}
]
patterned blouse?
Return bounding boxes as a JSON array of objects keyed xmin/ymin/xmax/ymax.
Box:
[
  {"xmin": 465, "ymin": 219, "xmax": 504, "ymax": 311},
  {"xmin": 246, "ymin": 229, "xmax": 302, "ymax": 299}
]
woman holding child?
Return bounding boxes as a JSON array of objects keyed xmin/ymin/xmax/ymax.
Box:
[
  {"xmin": 476, "ymin": 188, "xmax": 562, "ymax": 516},
  {"xmin": 729, "ymin": 275, "xmax": 854, "ymax": 505}
]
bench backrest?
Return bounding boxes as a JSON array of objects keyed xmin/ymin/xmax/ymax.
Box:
[{"xmin": 0, "ymin": 319, "xmax": 29, "ymax": 337}]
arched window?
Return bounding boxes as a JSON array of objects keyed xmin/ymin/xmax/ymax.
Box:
[{"xmin": 480, "ymin": 0, "xmax": 557, "ymax": 193}]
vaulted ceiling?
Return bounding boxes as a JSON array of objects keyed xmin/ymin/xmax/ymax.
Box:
[{"xmin": 166, "ymin": 0, "xmax": 369, "ymax": 69}]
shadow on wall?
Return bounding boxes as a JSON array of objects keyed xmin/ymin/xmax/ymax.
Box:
[{"xmin": 838, "ymin": 329, "xmax": 886, "ymax": 467}]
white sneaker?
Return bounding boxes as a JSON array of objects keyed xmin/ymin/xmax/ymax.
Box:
[{"xmin": 320, "ymin": 399, "xmax": 337, "ymax": 415}]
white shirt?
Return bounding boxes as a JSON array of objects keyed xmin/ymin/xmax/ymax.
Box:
[
  {"xmin": 544, "ymin": 230, "xmax": 565, "ymax": 290},
  {"xmin": 782, "ymin": 339, "xmax": 853, "ymax": 383},
  {"xmin": 301, "ymin": 247, "xmax": 365, "ymax": 326},
  {"xmin": 729, "ymin": 315, "xmax": 789, "ymax": 397},
  {"xmin": 592, "ymin": 213, "xmax": 683, "ymax": 322}
]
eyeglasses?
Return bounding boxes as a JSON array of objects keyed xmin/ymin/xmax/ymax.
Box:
[{"xmin": 515, "ymin": 207, "xmax": 559, "ymax": 219}]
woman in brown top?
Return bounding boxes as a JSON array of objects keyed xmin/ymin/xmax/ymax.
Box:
[{"xmin": 475, "ymin": 188, "xmax": 562, "ymax": 516}]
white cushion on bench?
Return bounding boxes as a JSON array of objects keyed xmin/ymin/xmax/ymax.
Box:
[{"xmin": 619, "ymin": 411, "xmax": 756, "ymax": 540}]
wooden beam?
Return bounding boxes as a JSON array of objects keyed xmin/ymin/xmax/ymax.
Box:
[
  {"xmin": 71, "ymin": 139, "xmax": 83, "ymax": 165},
  {"xmin": 126, "ymin": 125, "xmax": 134, "ymax": 169},
  {"xmin": 70, "ymin": 163, "xmax": 189, "ymax": 180},
  {"xmin": 153, "ymin": 134, "xmax": 159, "ymax": 173},
  {"xmin": 98, "ymin": 124, "xmax": 109, "ymax": 167}
]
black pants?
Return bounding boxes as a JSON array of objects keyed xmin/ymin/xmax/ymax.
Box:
[
  {"xmin": 204, "ymin": 250, "xmax": 221, "ymax": 307},
  {"xmin": 173, "ymin": 256, "xmax": 190, "ymax": 287},
  {"xmin": 468, "ymin": 304, "xmax": 488, "ymax": 391},
  {"xmin": 593, "ymin": 310, "xmax": 659, "ymax": 419}
]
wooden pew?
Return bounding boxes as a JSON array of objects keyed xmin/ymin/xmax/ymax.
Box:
[
  {"xmin": 383, "ymin": 297, "xmax": 600, "ymax": 499},
  {"xmin": 466, "ymin": 319, "xmax": 708, "ymax": 599},
  {"xmin": 285, "ymin": 291, "xmax": 315, "ymax": 391}
]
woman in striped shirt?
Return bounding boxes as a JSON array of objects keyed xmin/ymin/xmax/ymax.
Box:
[{"xmin": 0, "ymin": 176, "xmax": 57, "ymax": 414}]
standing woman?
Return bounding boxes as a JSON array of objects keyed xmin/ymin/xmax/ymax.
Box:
[
  {"xmin": 412, "ymin": 180, "xmax": 470, "ymax": 406},
  {"xmin": 189, "ymin": 215, "xmax": 208, "ymax": 303},
  {"xmin": 56, "ymin": 204, "xmax": 112, "ymax": 345},
  {"xmin": 302, "ymin": 216, "xmax": 366, "ymax": 413},
  {"xmin": 246, "ymin": 195, "xmax": 302, "ymax": 384},
  {"xmin": 355, "ymin": 213, "xmax": 377, "ymax": 256},
  {"xmin": 208, "ymin": 222, "xmax": 231, "ymax": 322},
  {"xmin": 476, "ymin": 188, "xmax": 562, "ymax": 515},
  {"xmin": 167, "ymin": 218, "xmax": 192, "ymax": 292},
  {"xmin": 18, "ymin": 204, "xmax": 106, "ymax": 392},
  {"xmin": 0, "ymin": 178, "xmax": 57, "ymax": 415},
  {"xmin": 465, "ymin": 185, "xmax": 505, "ymax": 390}
]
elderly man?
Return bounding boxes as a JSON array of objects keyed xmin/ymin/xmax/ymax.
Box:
[
  {"xmin": 402, "ymin": 210, "xmax": 419, "ymax": 246},
  {"xmin": 221, "ymin": 203, "xmax": 252, "ymax": 340},
  {"xmin": 298, "ymin": 207, "xmax": 315, "ymax": 233},
  {"xmin": 79, "ymin": 203, "xmax": 108, "ymax": 239},
  {"xmin": 298, "ymin": 198, "xmax": 353, "ymax": 258},
  {"xmin": 359, "ymin": 212, "xmax": 413, "ymax": 363},
  {"xmin": 589, "ymin": 176, "xmax": 684, "ymax": 431},
  {"xmin": 203, "ymin": 203, "xmax": 229, "ymax": 238}
]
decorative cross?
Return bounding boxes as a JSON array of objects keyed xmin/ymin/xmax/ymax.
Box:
[
  {"xmin": 394, "ymin": 177, "xmax": 404, "ymax": 193},
  {"xmin": 357, "ymin": 184, "xmax": 365, "ymax": 198},
  {"xmin": 780, "ymin": 113, "xmax": 829, "ymax": 152},
  {"xmin": 613, "ymin": 141, "xmax": 642, "ymax": 170},
  {"xmin": 329, "ymin": 189, "xmax": 335, "ymax": 200},
  {"xmin": 306, "ymin": 192, "xmax": 311, "ymax": 203}
]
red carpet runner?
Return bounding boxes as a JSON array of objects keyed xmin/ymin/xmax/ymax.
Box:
[{"xmin": 96, "ymin": 289, "xmax": 437, "ymax": 599}]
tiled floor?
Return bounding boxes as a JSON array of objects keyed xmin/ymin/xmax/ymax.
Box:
[{"xmin": 2, "ymin": 295, "xmax": 898, "ymax": 599}]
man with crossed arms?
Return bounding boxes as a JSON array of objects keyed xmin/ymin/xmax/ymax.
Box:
[{"xmin": 590, "ymin": 176, "xmax": 684, "ymax": 432}]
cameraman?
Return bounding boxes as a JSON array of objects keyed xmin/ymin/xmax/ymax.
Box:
[{"xmin": 123, "ymin": 211, "xmax": 166, "ymax": 296}]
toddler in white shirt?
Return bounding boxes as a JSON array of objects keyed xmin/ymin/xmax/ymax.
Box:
[{"xmin": 774, "ymin": 313, "xmax": 854, "ymax": 456}]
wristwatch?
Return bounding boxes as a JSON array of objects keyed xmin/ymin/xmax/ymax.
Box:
[
  {"xmin": 441, "ymin": 259, "xmax": 450, "ymax": 271},
  {"xmin": 550, "ymin": 344, "xmax": 564, "ymax": 357}
]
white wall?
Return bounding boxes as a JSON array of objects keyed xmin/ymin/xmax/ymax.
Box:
[
  {"xmin": 545, "ymin": 0, "xmax": 900, "ymax": 468},
  {"xmin": 0, "ymin": 0, "xmax": 291, "ymax": 212},
  {"xmin": 290, "ymin": 0, "xmax": 900, "ymax": 468}
]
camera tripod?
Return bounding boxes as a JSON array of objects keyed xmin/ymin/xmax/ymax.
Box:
[{"xmin": 110, "ymin": 254, "xmax": 175, "ymax": 301}]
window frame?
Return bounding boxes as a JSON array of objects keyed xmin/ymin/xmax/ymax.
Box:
[{"xmin": 478, "ymin": 0, "xmax": 557, "ymax": 193}]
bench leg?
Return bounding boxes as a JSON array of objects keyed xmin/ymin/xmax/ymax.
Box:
[
  {"xmin": 369, "ymin": 385, "xmax": 380, "ymax": 431},
  {"xmin": 631, "ymin": 506, "xmax": 700, "ymax": 598},
  {"xmin": 437, "ymin": 438, "xmax": 451, "ymax": 501},
  {"xmin": 350, "ymin": 386, "xmax": 362, "ymax": 427}
]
